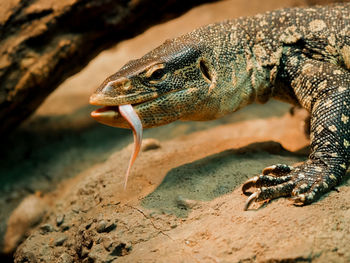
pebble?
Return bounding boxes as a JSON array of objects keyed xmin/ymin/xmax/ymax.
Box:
[
  {"xmin": 54, "ymin": 235, "xmax": 68, "ymax": 246},
  {"xmin": 141, "ymin": 138, "xmax": 161, "ymax": 152},
  {"xmin": 176, "ymin": 195, "xmax": 199, "ymax": 209},
  {"xmin": 56, "ymin": 214, "xmax": 65, "ymax": 226},
  {"xmin": 85, "ymin": 219, "xmax": 94, "ymax": 230},
  {"xmin": 81, "ymin": 247, "xmax": 90, "ymax": 258},
  {"xmin": 58, "ymin": 252, "xmax": 73, "ymax": 263},
  {"xmin": 71, "ymin": 206, "xmax": 80, "ymax": 213},
  {"xmin": 103, "ymin": 238, "xmax": 114, "ymax": 252},
  {"xmin": 60, "ymin": 224, "xmax": 70, "ymax": 232},
  {"xmin": 96, "ymin": 220, "xmax": 116, "ymax": 233},
  {"xmin": 40, "ymin": 223, "xmax": 54, "ymax": 234},
  {"xmin": 96, "ymin": 220, "xmax": 107, "ymax": 233},
  {"xmin": 108, "ymin": 242, "xmax": 131, "ymax": 256}
]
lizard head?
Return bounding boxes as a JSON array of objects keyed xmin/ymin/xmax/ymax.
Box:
[{"xmin": 90, "ymin": 36, "xmax": 220, "ymax": 128}]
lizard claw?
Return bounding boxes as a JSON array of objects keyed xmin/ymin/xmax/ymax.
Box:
[
  {"xmin": 242, "ymin": 161, "xmax": 340, "ymax": 210},
  {"xmin": 243, "ymin": 181, "xmax": 295, "ymax": 210},
  {"xmin": 291, "ymin": 194, "xmax": 306, "ymax": 206},
  {"xmin": 242, "ymin": 164, "xmax": 294, "ymax": 195},
  {"xmin": 242, "ymin": 176, "xmax": 259, "ymax": 195},
  {"xmin": 244, "ymin": 189, "xmax": 260, "ymax": 211}
]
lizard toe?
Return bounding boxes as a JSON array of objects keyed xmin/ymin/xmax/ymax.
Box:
[
  {"xmin": 292, "ymin": 174, "xmax": 336, "ymax": 205},
  {"xmin": 292, "ymin": 192, "xmax": 317, "ymax": 206},
  {"xmin": 262, "ymin": 164, "xmax": 293, "ymax": 176},
  {"xmin": 242, "ymin": 173, "xmax": 293, "ymax": 195},
  {"xmin": 242, "ymin": 160, "xmax": 340, "ymax": 210},
  {"xmin": 244, "ymin": 181, "xmax": 295, "ymax": 210},
  {"xmin": 291, "ymin": 181, "xmax": 312, "ymax": 196},
  {"xmin": 242, "ymin": 163, "xmax": 294, "ymax": 195}
]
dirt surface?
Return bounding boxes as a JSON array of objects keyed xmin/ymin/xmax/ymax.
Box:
[
  {"xmin": 1, "ymin": 0, "xmax": 349, "ymax": 262},
  {"xmin": 14, "ymin": 112, "xmax": 350, "ymax": 262}
]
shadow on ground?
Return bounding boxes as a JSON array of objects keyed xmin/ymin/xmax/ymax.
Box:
[
  {"xmin": 142, "ymin": 141, "xmax": 305, "ymax": 217},
  {"xmin": 0, "ymin": 106, "xmax": 128, "ymax": 191}
]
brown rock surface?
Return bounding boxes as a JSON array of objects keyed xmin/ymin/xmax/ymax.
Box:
[
  {"xmin": 3, "ymin": 194, "xmax": 48, "ymax": 254},
  {"xmin": 0, "ymin": 0, "xmax": 217, "ymax": 136}
]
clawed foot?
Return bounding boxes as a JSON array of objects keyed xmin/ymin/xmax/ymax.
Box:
[{"xmin": 242, "ymin": 162, "xmax": 338, "ymax": 210}]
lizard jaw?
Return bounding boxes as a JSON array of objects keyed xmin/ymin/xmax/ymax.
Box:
[
  {"xmin": 90, "ymin": 102, "xmax": 145, "ymax": 129},
  {"xmin": 90, "ymin": 88, "xmax": 196, "ymax": 128},
  {"xmin": 90, "ymin": 106, "xmax": 121, "ymax": 127},
  {"xmin": 89, "ymin": 93, "xmax": 156, "ymax": 129}
]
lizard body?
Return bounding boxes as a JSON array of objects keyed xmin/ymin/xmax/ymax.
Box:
[{"xmin": 90, "ymin": 3, "xmax": 350, "ymax": 209}]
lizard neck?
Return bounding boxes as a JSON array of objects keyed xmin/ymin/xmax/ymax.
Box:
[
  {"xmin": 247, "ymin": 48, "xmax": 275, "ymax": 105},
  {"xmin": 208, "ymin": 19, "xmax": 281, "ymax": 117},
  {"xmin": 183, "ymin": 17, "xmax": 284, "ymax": 120},
  {"xmin": 211, "ymin": 30, "xmax": 275, "ymax": 117}
]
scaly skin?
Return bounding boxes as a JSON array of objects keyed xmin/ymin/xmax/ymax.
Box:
[{"xmin": 90, "ymin": 4, "xmax": 350, "ymax": 209}]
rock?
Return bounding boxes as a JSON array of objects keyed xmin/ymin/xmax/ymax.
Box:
[
  {"xmin": 95, "ymin": 220, "xmax": 116, "ymax": 233},
  {"xmin": 39, "ymin": 223, "xmax": 54, "ymax": 234},
  {"xmin": 0, "ymin": 0, "xmax": 217, "ymax": 136},
  {"xmin": 13, "ymin": 250, "xmax": 37, "ymax": 263},
  {"xmin": 54, "ymin": 234, "xmax": 68, "ymax": 246},
  {"xmin": 142, "ymin": 138, "xmax": 161, "ymax": 152},
  {"xmin": 3, "ymin": 194, "xmax": 48, "ymax": 254},
  {"xmin": 175, "ymin": 196, "xmax": 200, "ymax": 209},
  {"xmin": 59, "ymin": 224, "xmax": 70, "ymax": 232},
  {"xmin": 56, "ymin": 214, "xmax": 65, "ymax": 226},
  {"xmin": 84, "ymin": 220, "xmax": 93, "ymax": 230},
  {"xmin": 95, "ymin": 220, "xmax": 107, "ymax": 233},
  {"xmin": 80, "ymin": 247, "xmax": 90, "ymax": 258},
  {"xmin": 58, "ymin": 252, "xmax": 73, "ymax": 263},
  {"xmin": 109, "ymin": 242, "xmax": 131, "ymax": 257}
]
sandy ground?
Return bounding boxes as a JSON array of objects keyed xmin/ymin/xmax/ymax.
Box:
[
  {"xmin": 13, "ymin": 112, "xmax": 350, "ymax": 262},
  {"xmin": 1, "ymin": 0, "xmax": 349, "ymax": 262}
]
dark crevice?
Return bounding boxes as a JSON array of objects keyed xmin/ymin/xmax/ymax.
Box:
[
  {"xmin": 199, "ymin": 59, "xmax": 212, "ymax": 82},
  {"xmin": 0, "ymin": 0, "xmax": 34, "ymax": 38},
  {"xmin": 0, "ymin": 253, "xmax": 13, "ymax": 263},
  {"xmin": 10, "ymin": 8, "xmax": 53, "ymax": 32}
]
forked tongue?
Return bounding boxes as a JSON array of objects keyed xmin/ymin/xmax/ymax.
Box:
[{"xmin": 119, "ymin": 104, "xmax": 143, "ymax": 189}]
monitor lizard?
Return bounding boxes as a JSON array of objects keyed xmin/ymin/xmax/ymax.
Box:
[{"xmin": 90, "ymin": 3, "xmax": 350, "ymax": 210}]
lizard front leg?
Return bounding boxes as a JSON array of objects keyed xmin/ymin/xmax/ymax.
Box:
[{"xmin": 243, "ymin": 56, "xmax": 350, "ymax": 210}]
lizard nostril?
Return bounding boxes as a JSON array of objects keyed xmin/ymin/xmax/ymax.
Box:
[
  {"xmin": 122, "ymin": 80, "xmax": 132, "ymax": 91},
  {"xmin": 103, "ymin": 82, "xmax": 115, "ymax": 93},
  {"xmin": 102, "ymin": 77, "xmax": 131, "ymax": 93}
]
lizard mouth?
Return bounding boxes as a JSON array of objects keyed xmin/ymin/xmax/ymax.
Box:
[
  {"xmin": 89, "ymin": 93, "xmax": 157, "ymax": 128},
  {"xmin": 90, "ymin": 105, "xmax": 119, "ymax": 118},
  {"xmin": 90, "ymin": 105, "xmax": 120, "ymax": 127},
  {"xmin": 90, "ymin": 103, "xmax": 143, "ymax": 121},
  {"xmin": 89, "ymin": 88, "xmax": 191, "ymax": 128}
]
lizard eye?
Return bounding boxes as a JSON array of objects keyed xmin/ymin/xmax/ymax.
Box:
[
  {"xmin": 145, "ymin": 64, "xmax": 166, "ymax": 83},
  {"xmin": 150, "ymin": 68, "xmax": 165, "ymax": 80}
]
